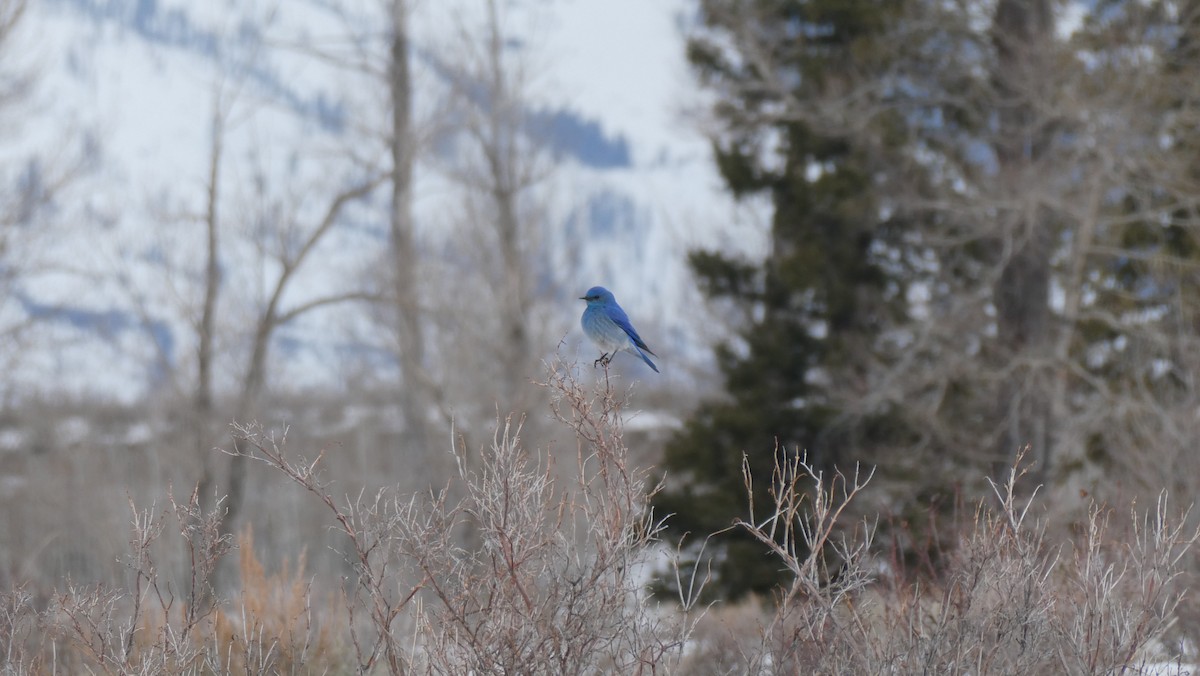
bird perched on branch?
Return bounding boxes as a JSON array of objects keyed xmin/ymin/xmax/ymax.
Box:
[{"xmin": 580, "ymin": 286, "xmax": 659, "ymax": 373}]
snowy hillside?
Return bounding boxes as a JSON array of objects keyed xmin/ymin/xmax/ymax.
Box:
[{"xmin": 4, "ymin": 0, "xmax": 758, "ymax": 402}]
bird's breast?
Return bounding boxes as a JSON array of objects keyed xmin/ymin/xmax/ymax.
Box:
[{"xmin": 582, "ymin": 310, "xmax": 628, "ymax": 351}]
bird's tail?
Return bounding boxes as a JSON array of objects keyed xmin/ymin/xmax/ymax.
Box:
[{"xmin": 634, "ymin": 346, "xmax": 660, "ymax": 373}]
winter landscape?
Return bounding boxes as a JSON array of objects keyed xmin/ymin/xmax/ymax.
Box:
[{"xmin": 2, "ymin": 0, "xmax": 1200, "ymax": 673}]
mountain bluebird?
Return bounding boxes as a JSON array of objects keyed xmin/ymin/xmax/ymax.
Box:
[{"xmin": 580, "ymin": 286, "xmax": 659, "ymax": 373}]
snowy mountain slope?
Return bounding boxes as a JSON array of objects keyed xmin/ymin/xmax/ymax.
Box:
[{"xmin": 6, "ymin": 0, "xmax": 751, "ymax": 402}]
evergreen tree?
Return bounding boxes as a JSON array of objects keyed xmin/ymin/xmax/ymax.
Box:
[
  {"xmin": 657, "ymin": 0, "xmax": 1200, "ymax": 602},
  {"xmin": 654, "ymin": 0, "xmax": 915, "ymax": 600}
]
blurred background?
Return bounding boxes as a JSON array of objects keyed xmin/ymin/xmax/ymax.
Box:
[
  {"xmin": 0, "ymin": 0, "xmax": 738, "ymax": 591},
  {"xmin": 3, "ymin": 0, "xmax": 1200, "ymax": 618}
]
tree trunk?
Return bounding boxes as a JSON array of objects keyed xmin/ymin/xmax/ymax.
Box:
[
  {"xmin": 194, "ymin": 98, "xmax": 223, "ymax": 516},
  {"xmin": 387, "ymin": 0, "xmax": 438, "ymax": 459},
  {"xmin": 192, "ymin": 98, "xmax": 224, "ymax": 603},
  {"xmin": 483, "ymin": 0, "xmax": 530, "ymax": 409},
  {"xmin": 990, "ymin": 0, "xmax": 1055, "ymax": 476}
]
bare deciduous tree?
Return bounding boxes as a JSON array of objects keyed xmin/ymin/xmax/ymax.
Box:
[
  {"xmin": 0, "ymin": 0, "xmax": 90, "ymax": 389},
  {"xmin": 428, "ymin": 0, "xmax": 562, "ymax": 428},
  {"xmin": 127, "ymin": 35, "xmax": 389, "ymax": 591}
]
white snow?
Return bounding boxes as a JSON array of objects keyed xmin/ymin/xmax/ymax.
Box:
[{"xmin": 6, "ymin": 0, "xmax": 743, "ymax": 402}]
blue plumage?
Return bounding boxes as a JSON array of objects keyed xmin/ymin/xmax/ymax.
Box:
[{"xmin": 579, "ymin": 286, "xmax": 659, "ymax": 373}]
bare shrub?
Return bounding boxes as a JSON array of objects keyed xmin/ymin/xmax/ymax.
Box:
[
  {"xmin": 44, "ymin": 487, "xmax": 233, "ymax": 674},
  {"xmin": 225, "ymin": 425, "xmax": 421, "ymax": 674},
  {"xmin": 7, "ymin": 366, "xmax": 1195, "ymax": 674},
  {"xmin": 28, "ymin": 484, "xmax": 354, "ymax": 675},
  {"xmin": 0, "ymin": 583, "xmax": 42, "ymax": 674},
  {"xmin": 886, "ymin": 455, "xmax": 1197, "ymax": 674},
  {"xmin": 227, "ymin": 360, "xmax": 697, "ymax": 674},
  {"xmin": 1056, "ymin": 495, "xmax": 1197, "ymax": 673},
  {"xmin": 677, "ymin": 450, "xmax": 877, "ymax": 673},
  {"xmin": 705, "ymin": 446, "xmax": 1199, "ymax": 674}
]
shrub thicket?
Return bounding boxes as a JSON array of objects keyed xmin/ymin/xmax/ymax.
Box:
[{"xmin": 1, "ymin": 368, "xmax": 1195, "ymax": 674}]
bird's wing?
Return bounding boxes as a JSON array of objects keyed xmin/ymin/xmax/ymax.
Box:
[{"xmin": 607, "ymin": 307, "xmax": 657, "ymax": 356}]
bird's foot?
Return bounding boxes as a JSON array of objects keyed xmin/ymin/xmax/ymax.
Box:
[{"xmin": 593, "ymin": 353, "xmax": 611, "ymax": 368}]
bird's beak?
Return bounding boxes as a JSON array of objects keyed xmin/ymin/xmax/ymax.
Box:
[{"xmin": 579, "ymin": 296, "xmax": 587, "ymax": 301}]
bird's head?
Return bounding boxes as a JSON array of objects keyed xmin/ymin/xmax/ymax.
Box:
[{"xmin": 580, "ymin": 286, "xmax": 615, "ymax": 305}]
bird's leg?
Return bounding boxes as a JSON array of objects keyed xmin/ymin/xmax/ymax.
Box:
[{"xmin": 593, "ymin": 353, "xmax": 611, "ymax": 368}]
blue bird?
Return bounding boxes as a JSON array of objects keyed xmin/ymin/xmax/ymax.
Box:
[{"xmin": 580, "ymin": 286, "xmax": 659, "ymax": 373}]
